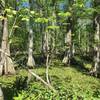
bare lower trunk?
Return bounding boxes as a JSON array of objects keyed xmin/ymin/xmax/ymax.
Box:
[
  {"xmin": 46, "ymin": 54, "xmax": 50, "ymax": 84},
  {"xmin": 27, "ymin": 0, "xmax": 35, "ymax": 68},
  {"xmin": 90, "ymin": 16, "xmax": 100, "ymax": 76},
  {"xmin": 0, "ymin": 18, "xmax": 15, "ymax": 75},
  {"xmin": 43, "ymin": 30, "xmax": 47, "ymax": 54},
  {"xmin": 0, "ymin": 87, "xmax": 4, "ymax": 100},
  {"xmin": 27, "ymin": 28, "xmax": 35, "ymax": 68},
  {"xmin": 72, "ymin": 43, "xmax": 75, "ymax": 56},
  {"xmin": 78, "ymin": 29, "xmax": 81, "ymax": 47},
  {"xmin": 0, "ymin": 63, "xmax": 3, "ymax": 76},
  {"xmin": 62, "ymin": 29, "xmax": 72, "ymax": 65},
  {"xmin": 45, "ymin": 31, "xmax": 50, "ymax": 84},
  {"xmin": 7, "ymin": 34, "xmax": 15, "ymax": 75}
]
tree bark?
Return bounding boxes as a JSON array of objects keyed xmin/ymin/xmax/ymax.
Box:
[
  {"xmin": 0, "ymin": 87, "xmax": 4, "ymax": 100},
  {"xmin": 27, "ymin": 0, "xmax": 35, "ymax": 68},
  {"xmin": 27, "ymin": 28, "xmax": 35, "ymax": 67},
  {"xmin": 0, "ymin": 17, "xmax": 15, "ymax": 75},
  {"xmin": 91, "ymin": 16, "xmax": 100, "ymax": 76},
  {"xmin": 62, "ymin": 23, "xmax": 72, "ymax": 65},
  {"xmin": 44, "ymin": 31, "xmax": 50, "ymax": 84}
]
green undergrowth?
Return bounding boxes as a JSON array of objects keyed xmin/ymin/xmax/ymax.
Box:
[{"xmin": 0, "ymin": 60, "xmax": 100, "ymax": 100}]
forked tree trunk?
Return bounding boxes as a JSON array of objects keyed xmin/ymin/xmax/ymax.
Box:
[{"xmin": 0, "ymin": 18, "xmax": 15, "ymax": 75}]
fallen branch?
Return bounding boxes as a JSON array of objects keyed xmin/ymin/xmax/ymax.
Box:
[{"xmin": 28, "ymin": 69, "xmax": 57, "ymax": 93}]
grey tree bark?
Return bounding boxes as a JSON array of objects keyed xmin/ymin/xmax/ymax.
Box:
[
  {"xmin": 27, "ymin": 0, "xmax": 35, "ymax": 68},
  {"xmin": 90, "ymin": 0, "xmax": 100, "ymax": 76},
  {"xmin": 0, "ymin": 17, "xmax": 15, "ymax": 75},
  {"xmin": 27, "ymin": 27, "xmax": 35, "ymax": 67},
  {"xmin": 91, "ymin": 16, "xmax": 100, "ymax": 76},
  {"xmin": 45, "ymin": 31, "xmax": 50, "ymax": 84},
  {"xmin": 0, "ymin": 86, "xmax": 4, "ymax": 100},
  {"xmin": 62, "ymin": 19, "xmax": 72, "ymax": 65}
]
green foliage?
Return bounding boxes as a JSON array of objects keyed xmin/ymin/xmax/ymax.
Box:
[
  {"xmin": 58, "ymin": 12, "xmax": 71, "ymax": 17},
  {"xmin": 1, "ymin": 60, "xmax": 100, "ymax": 100},
  {"xmin": 14, "ymin": 93, "xmax": 24, "ymax": 100},
  {"xmin": 35, "ymin": 18, "xmax": 48, "ymax": 23},
  {"xmin": 0, "ymin": 16, "xmax": 4, "ymax": 20},
  {"xmin": 0, "ymin": 0, "xmax": 100, "ymax": 99},
  {"xmin": 5, "ymin": 8, "xmax": 17, "ymax": 15},
  {"xmin": 21, "ymin": 17, "xmax": 29, "ymax": 21},
  {"xmin": 47, "ymin": 25, "xmax": 59, "ymax": 30}
]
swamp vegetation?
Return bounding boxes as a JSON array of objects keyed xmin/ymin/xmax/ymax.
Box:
[{"xmin": 0, "ymin": 0, "xmax": 100, "ymax": 100}]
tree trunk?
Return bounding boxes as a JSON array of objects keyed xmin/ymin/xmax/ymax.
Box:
[
  {"xmin": 27, "ymin": 0, "xmax": 35, "ymax": 68},
  {"xmin": 91, "ymin": 16, "xmax": 100, "ymax": 76},
  {"xmin": 0, "ymin": 87, "xmax": 4, "ymax": 100},
  {"xmin": 45, "ymin": 31, "xmax": 50, "ymax": 84},
  {"xmin": 62, "ymin": 26, "xmax": 72, "ymax": 65},
  {"xmin": 27, "ymin": 27, "xmax": 35, "ymax": 68},
  {"xmin": 46, "ymin": 53, "xmax": 50, "ymax": 84},
  {"xmin": 0, "ymin": 18, "xmax": 15, "ymax": 75}
]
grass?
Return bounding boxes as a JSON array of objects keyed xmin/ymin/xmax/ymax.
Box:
[
  {"xmin": 0, "ymin": 59, "xmax": 100, "ymax": 100},
  {"xmin": 34, "ymin": 65, "xmax": 100, "ymax": 90}
]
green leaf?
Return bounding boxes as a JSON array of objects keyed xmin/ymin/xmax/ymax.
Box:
[
  {"xmin": 7, "ymin": 15, "xmax": 13, "ymax": 18},
  {"xmin": 35, "ymin": 18, "xmax": 48, "ymax": 23},
  {"xmin": 21, "ymin": 17, "xmax": 29, "ymax": 21},
  {"xmin": 13, "ymin": 25, "xmax": 19, "ymax": 28},
  {"xmin": 5, "ymin": 8, "xmax": 11, "ymax": 13},
  {"xmin": 30, "ymin": 11, "xmax": 35, "ymax": 14},
  {"xmin": 47, "ymin": 25, "xmax": 59, "ymax": 29},
  {"xmin": 0, "ymin": 16, "xmax": 4, "ymax": 20},
  {"xmin": 12, "ymin": 10, "xmax": 17, "ymax": 15},
  {"xmin": 58, "ymin": 12, "xmax": 71, "ymax": 17}
]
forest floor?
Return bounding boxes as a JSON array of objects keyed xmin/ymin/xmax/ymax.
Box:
[{"xmin": 0, "ymin": 58, "xmax": 100, "ymax": 100}]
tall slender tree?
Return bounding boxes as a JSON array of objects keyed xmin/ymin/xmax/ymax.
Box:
[
  {"xmin": 90, "ymin": 0, "xmax": 100, "ymax": 76},
  {"xmin": 27, "ymin": 0, "xmax": 35, "ymax": 68},
  {"xmin": 0, "ymin": 0, "xmax": 15, "ymax": 75}
]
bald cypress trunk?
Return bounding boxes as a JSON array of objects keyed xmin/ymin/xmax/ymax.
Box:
[
  {"xmin": 90, "ymin": 0, "xmax": 100, "ymax": 76},
  {"xmin": 0, "ymin": 87, "xmax": 4, "ymax": 100},
  {"xmin": 0, "ymin": 17, "xmax": 15, "ymax": 75},
  {"xmin": 91, "ymin": 16, "xmax": 100, "ymax": 76},
  {"xmin": 27, "ymin": 27, "xmax": 35, "ymax": 67},
  {"xmin": 62, "ymin": 29, "xmax": 72, "ymax": 65},
  {"xmin": 62, "ymin": 17, "xmax": 72, "ymax": 65},
  {"xmin": 27, "ymin": 0, "xmax": 35, "ymax": 68}
]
